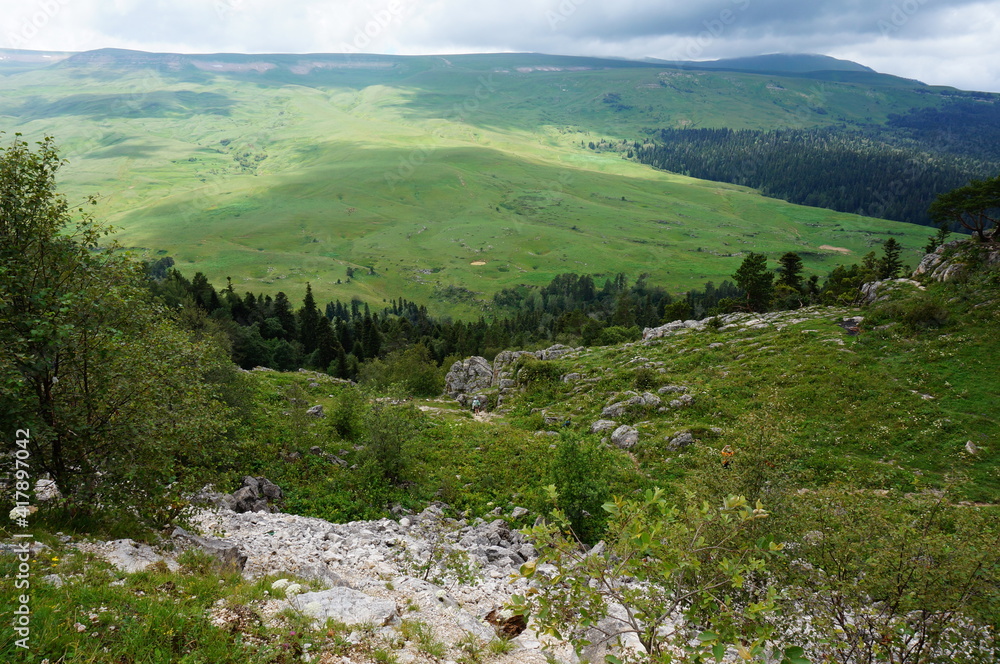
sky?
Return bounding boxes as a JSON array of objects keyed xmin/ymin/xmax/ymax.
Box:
[{"xmin": 3, "ymin": 0, "xmax": 999, "ymax": 92}]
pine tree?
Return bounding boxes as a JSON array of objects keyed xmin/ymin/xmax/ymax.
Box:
[
  {"xmin": 776, "ymin": 252, "xmax": 804, "ymax": 292},
  {"xmin": 732, "ymin": 253, "xmax": 774, "ymax": 312},
  {"xmin": 298, "ymin": 282, "xmax": 321, "ymax": 353},
  {"xmin": 878, "ymin": 238, "xmax": 903, "ymax": 279}
]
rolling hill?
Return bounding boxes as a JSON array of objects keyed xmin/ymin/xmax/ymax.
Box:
[{"xmin": 1, "ymin": 48, "xmax": 989, "ymax": 315}]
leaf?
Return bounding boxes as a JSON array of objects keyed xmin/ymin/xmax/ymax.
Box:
[
  {"xmin": 519, "ymin": 561, "xmax": 536, "ymax": 578},
  {"xmin": 605, "ymin": 656, "xmax": 623, "ymax": 664},
  {"xmin": 712, "ymin": 643, "xmax": 727, "ymax": 661},
  {"xmin": 736, "ymin": 644, "xmax": 753, "ymax": 660},
  {"xmin": 697, "ymin": 630, "xmax": 720, "ymax": 642}
]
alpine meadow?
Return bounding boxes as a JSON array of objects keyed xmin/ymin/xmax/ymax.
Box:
[{"xmin": 1, "ymin": 45, "xmax": 999, "ymax": 664}]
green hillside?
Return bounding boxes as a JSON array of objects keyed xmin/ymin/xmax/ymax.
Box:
[{"xmin": 0, "ymin": 50, "xmax": 973, "ymax": 314}]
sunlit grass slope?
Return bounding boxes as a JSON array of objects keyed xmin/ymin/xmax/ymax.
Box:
[{"xmin": 0, "ymin": 53, "xmax": 947, "ymax": 313}]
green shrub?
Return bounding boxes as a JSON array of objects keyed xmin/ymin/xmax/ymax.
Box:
[
  {"xmin": 595, "ymin": 324, "xmax": 641, "ymax": 346},
  {"xmin": 633, "ymin": 366, "xmax": 658, "ymax": 390},
  {"xmin": 515, "ymin": 356, "xmax": 563, "ymax": 386},
  {"xmin": 548, "ymin": 434, "xmax": 613, "ymax": 543}
]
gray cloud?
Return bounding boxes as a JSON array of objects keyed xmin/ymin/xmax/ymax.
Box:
[{"xmin": 1, "ymin": 0, "xmax": 997, "ymax": 91}]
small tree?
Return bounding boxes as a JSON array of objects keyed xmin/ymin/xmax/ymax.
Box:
[
  {"xmin": 878, "ymin": 237, "xmax": 904, "ymax": 279},
  {"xmin": 513, "ymin": 489, "xmax": 804, "ymax": 663},
  {"xmin": 929, "ymin": 174, "xmax": 1000, "ymax": 242},
  {"xmin": 733, "ymin": 253, "xmax": 774, "ymax": 312},
  {"xmin": 775, "ymin": 252, "xmax": 804, "ymax": 292},
  {"xmin": 0, "ymin": 136, "xmax": 230, "ymax": 520}
]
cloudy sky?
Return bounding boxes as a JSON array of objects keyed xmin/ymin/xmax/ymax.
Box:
[{"xmin": 4, "ymin": 0, "xmax": 999, "ymax": 92}]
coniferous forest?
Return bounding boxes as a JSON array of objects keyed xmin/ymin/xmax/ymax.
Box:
[{"xmin": 624, "ymin": 101, "xmax": 1000, "ymax": 227}]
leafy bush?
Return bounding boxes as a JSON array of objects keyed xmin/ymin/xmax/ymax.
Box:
[
  {"xmin": 514, "ymin": 356, "xmax": 563, "ymax": 386},
  {"xmin": 595, "ymin": 324, "xmax": 641, "ymax": 346},
  {"xmin": 632, "ymin": 366, "xmax": 657, "ymax": 390},
  {"xmin": 358, "ymin": 344, "xmax": 442, "ymax": 397},
  {"xmin": 547, "ymin": 434, "xmax": 613, "ymax": 543}
]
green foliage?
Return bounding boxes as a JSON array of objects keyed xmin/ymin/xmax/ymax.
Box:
[
  {"xmin": 595, "ymin": 325, "xmax": 641, "ymax": 346},
  {"xmin": 547, "ymin": 434, "xmax": 613, "ymax": 543},
  {"xmin": 778, "ymin": 488, "xmax": 1000, "ymax": 663},
  {"xmin": 358, "ymin": 344, "xmax": 442, "ymax": 397},
  {"xmin": 733, "ymin": 252, "xmax": 775, "ymax": 312},
  {"xmin": 870, "ymin": 293, "xmax": 951, "ymax": 332},
  {"xmin": 358, "ymin": 400, "xmax": 426, "ymax": 485},
  {"xmin": 515, "ymin": 356, "xmax": 564, "ymax": 386},
  {"xmin": 0, "ymin": 136, "xmax": 231, "ymax": 525},
  {"xmin": 929, "ymin": 173, "xmax": 1000, "ymax": 241},
  {"xmin": 513, "ymin": 489, "xmax": 790, "ymax": 660},
  {"xmin": 878, "ymin": 237, "xmax": 904, "ymax": 279},
  {"xmin": 327, "ymin": 386, "xmax": 366, "ymax": 441}
]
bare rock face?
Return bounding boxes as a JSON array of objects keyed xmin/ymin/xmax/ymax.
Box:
[
  {"xmin": 858, "ymin": 279, "xmax": 924, "ymax": 305},
  {"xmin": 444, "ymin": 356, "xmax": 494, "ymax": 405},
  {"xmin": 912, "ymin": 236, "xmax": 1000, "ymax": 282}
]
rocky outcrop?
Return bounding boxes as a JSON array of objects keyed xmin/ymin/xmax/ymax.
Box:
[
  {"xmin": 643, "ymin": 307, "xmax": 846, "ymax": 341},
  {"xmin": 445, "ymin": 345, "xmax": 582, "ymax": 407},
  {"xmin": 172, "ymin": 526, "xmax": 247, "ymax": 571},
  {"xmin": 291, "ymin": 587, "xmax": 399, "ymax": 627},
  {"xmin": 913, "ymin": 237, "xmax": 1000, "ymax": 282},
  {"xmin": 611, "ymin": 425, "xmax": 639, "ymax": 449},
  {"xmin": 444, "ymin": 356, "xmax": 493, "ymax": 406},
  {"xmin": 858, "ymin": 279, "xmax": 924, "ymax": 305}
]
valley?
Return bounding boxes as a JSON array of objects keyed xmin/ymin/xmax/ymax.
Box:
[{"xmin": 0, "ymin": 49, "xmax": 967, "ymax": 315}]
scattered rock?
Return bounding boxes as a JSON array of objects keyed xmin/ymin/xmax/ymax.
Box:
[
  {"xmin": 666, "ymin": 432, "xmax": 695, "ymax": 450},
  {"xmin": 965, "ymin": 440, "xmax": 979, "ymax": 455},
  {"xmin": 306, "ymin": 404, "xmax": 324, "ymax": 417},
  {"xmin": 611, "ymin": 425, "xmax": 639, "ymax": 449},
  {"xmin": 858, "ymin": 279, "xmax": 924, "ymax": 305},
  {"xmin": 225, "ymin": 476, "xmax": 284, "ymax": 513},
  {"xmin": 590, "ymin": 419, "xmax": 618, "ymax": 433}
]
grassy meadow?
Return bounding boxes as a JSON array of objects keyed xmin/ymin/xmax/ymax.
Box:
[{"xmin": 0, "ymin": 52, "xmax": 948, "ymax": 314}]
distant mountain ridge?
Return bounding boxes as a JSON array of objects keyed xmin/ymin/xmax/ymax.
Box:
[{"xmin": 7, "ymin": 47, "xmax": 889, "ymax": 79}]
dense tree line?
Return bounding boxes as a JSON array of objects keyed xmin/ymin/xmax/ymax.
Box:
[
  {"xmin": 147, "ymin": 238, "xmax": 911, "ymax": 380},
  {"xmin": 626, "ymin": 125, "xmax": 997, "ymax": 227}
]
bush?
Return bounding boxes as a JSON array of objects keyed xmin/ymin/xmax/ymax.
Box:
[
  {"xmin": 514, "ymin": 356, "xmax": 563, "ymax": 386},
  {"xmin": 595, "ymin": 325, "xmax": 641, "ymax": 346},
  {"xmin": 358, "ymin": 344, "xmax": 442, "ymax": 397},
  {"xmin": 633, "ymin": 366, "xmax": 658, "ymax": 390},
  {"xmin": 548, "ymin": 434, "xmax": 613, "ymax": 543}
]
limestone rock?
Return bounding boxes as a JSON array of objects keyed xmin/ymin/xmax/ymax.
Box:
[
  {"xmin": 444, "ymin": 356, "xmax": 494, "ymax": 400},
  {"xmin": 611, "ymin": 425, "xmax": 639, "ymax": 449},
  {"xmin": 667, "ymin": 431, "xmax": 695, "ymax": 450},
  {"xmin": 290, "ymin": 587, "xmax": 398, "ymax": 627},
  {"xmin": 172, "ymin": 526, "xmax": 247, "ymax": 571},
  {"xmin": 306, "ymin": 404, "xmax": 324, "ymax": 417},
  {"xmin": 858, "ymin": 279, "xmax": 924, "ymax": 305},
  {"xmin": 590, "ymin": 419, "xmax": 618, "ymax": 433}
]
